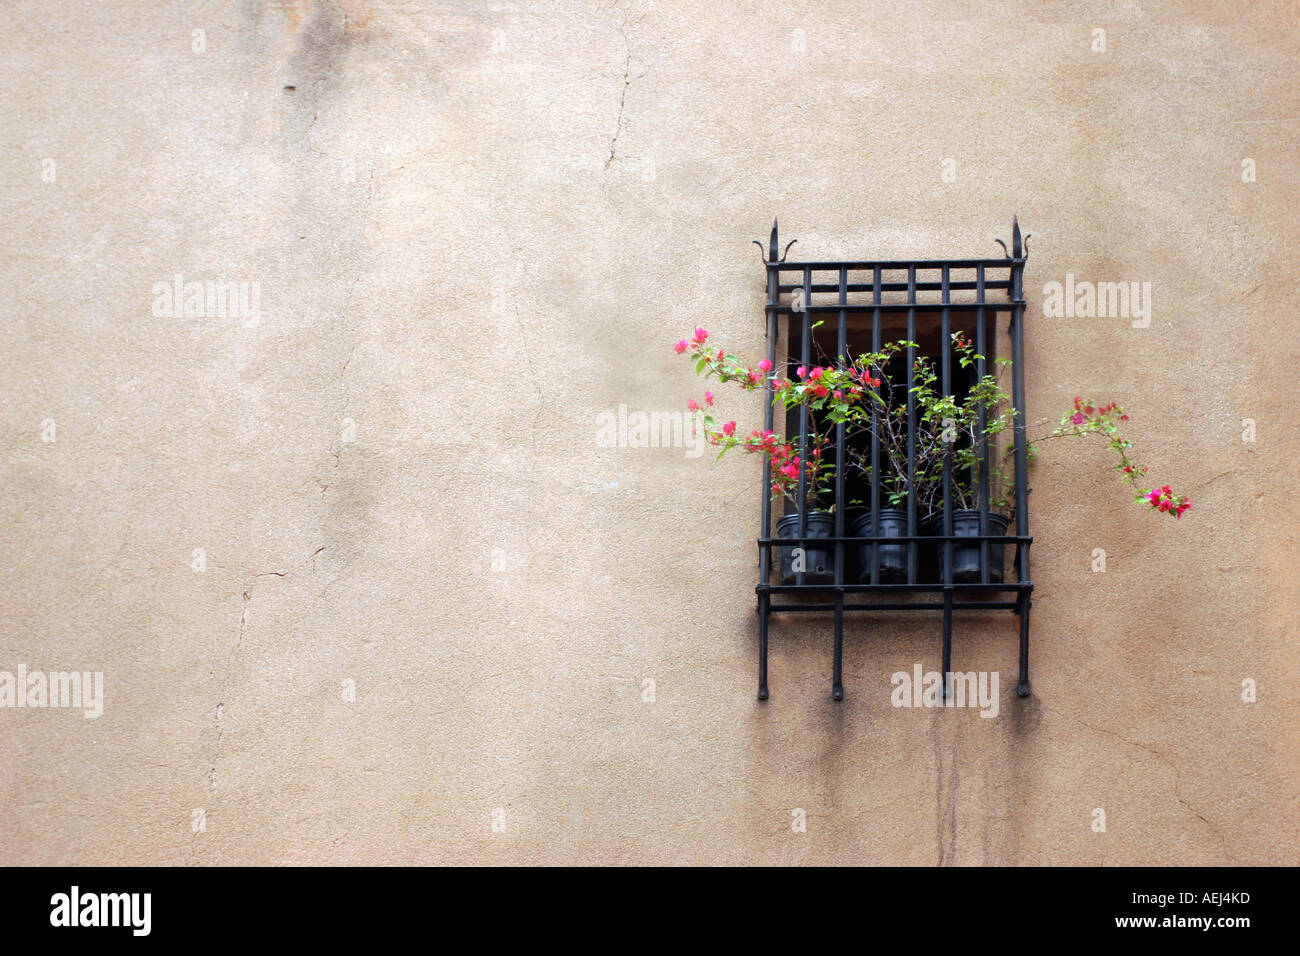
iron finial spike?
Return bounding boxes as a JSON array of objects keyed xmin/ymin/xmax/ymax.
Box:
[
  {"xmin": 1012, "ymin": 216, "xmax": 1022, "ymax": 258},
  {"xmin": 769, "ymin": 219, "xmax": 779, "ymax": 263}
]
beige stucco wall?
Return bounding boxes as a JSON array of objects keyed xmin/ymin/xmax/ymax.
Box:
[{"xmin": 2, "ymin": 0, "xmax": 1297, "ymax": 865}]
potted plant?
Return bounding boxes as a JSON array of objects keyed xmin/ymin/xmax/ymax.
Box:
[
  {"xmin": 907, "ymin": 334, "xmax": 1017, "ymax": 582},
  {"xmin": 674, "ymin": 328, "xmax": 1190, "ymax": 588},
  {"xmin": 909, "ymin": 333, "xmax": 1191, "ymax": 582},
  {"xmin": 839, "ymin": 341, "xmax": 927, "ymax": 583}
]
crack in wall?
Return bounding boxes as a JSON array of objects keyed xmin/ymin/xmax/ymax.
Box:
[
  {"xmin": 605, "ymin": 45, "xmax": 631, "ymax": 171},
  {"xmin": 206, "ymin": 564, "xmax": 297, "ymax": 802},
  {"xmin": 1039, "ymin": 701, "xmax": 1233, "ymax": 861},
  {"xmin": 602, "ymin": 12, "xmax": 645, "ymax": 176}
]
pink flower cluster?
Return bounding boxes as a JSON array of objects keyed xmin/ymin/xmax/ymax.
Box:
[
  {"xmin": 1059, "ymin": 397, "xmax": 1189, "ymax": 519},
  {"xmin": 1069, "ymin": 397, "xmax": 1129, "ymax": 426},
  {"xmin": 1144, "ymin": 485, "xmax": 1190, "ymax": 518},
  {"xmin": 675, "ymin": 328, "xmax": 839, "ymax": 502}
]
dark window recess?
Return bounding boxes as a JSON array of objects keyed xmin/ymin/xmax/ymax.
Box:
[{"xmin": 754, "ymin": 219, "xmax": 1033, "ymax": 702}]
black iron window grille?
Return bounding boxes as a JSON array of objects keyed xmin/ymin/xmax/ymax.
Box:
[{"xmin": 754, "ymin": 218, "xmax": 1033, "ymax": 702}]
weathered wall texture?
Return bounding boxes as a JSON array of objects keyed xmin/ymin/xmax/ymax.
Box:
[{"xmin": 2, "ymin": 0, "xmax": 1297, "ymax": 865}]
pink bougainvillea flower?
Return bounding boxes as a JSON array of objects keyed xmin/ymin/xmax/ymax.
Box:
[
  {"xmin": 757, "ymin": 359, "xmax": 773, "ymax": 372},
  {"xmin": 1070, "ymin": 412, "xmax": 1086, "ymax": 425},
  {"xmin": 693, "ymin": 328, "xmax": 709, "ymax": 344},
  {"xmin": 687, "ymin": 398, "xmax": 700, "ymax": 412},
  {"xmin": 796, "ymin": 365, "xmax": 806, "ymax": 379},
  {"xmin": 674, "ymin": 340, "xmax": 688, "ymax": 353},
  {"xmin": 809, "ymin": 367, "xmax": 824, "ymax": 381},
  {"xmin": 704, "ymin": 390, "xmax": 714, "ymax": 406},
  {"xmin": 812, "ymin": 385, "xmax": 829, "ymax": 398},
  {"xmin": 722, "ymin": 421, "xmax": 736, "ymax": 436}
]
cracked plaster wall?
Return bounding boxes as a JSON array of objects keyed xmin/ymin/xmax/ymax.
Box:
[{"xmin": 1, "ymin": 0, "xmax": 1297, "ymax": 864}]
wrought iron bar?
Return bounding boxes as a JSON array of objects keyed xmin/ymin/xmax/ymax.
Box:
[
  {"xmin": 906, "ymin": 266, "xmax": 917, "ymax": 584},
  {"xmin": 976, "ymin": 264, "xmax": 990, "ymax": 585},
  {"xmin": 776, "ymin": 280, "xmax": 1012, "ymax": 294},
  {"xmin": 871, "ymin": 266, "xmax": 882, "ymax": 586},
  {"xmin": 1009, "ymin": 216, "xmax": 1032, "ymax": 697},
  {"xmin": 940, "ymin": 266, "xmax": 954, "ymax": 693},
  {"xmin": 766, "ymin": 302, "xmax": 1019, "ymax": 313},
  {"xmin": 757, "ymin": 220, "xmax": 781, "ymax": 700},
  {"xmin": 832, "ymin": 268, "xmax": 848, "ymax": 699}
]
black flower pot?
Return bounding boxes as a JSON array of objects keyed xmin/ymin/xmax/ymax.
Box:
[
  {"xmin": 927, "ymin": 509, "xmax": 1009, "ymax": 584},
  {"xmin": 775, "ymin": 511, "xmax": 836, "ymax": 584},
  {"xmin": 850, "ymin": 508, "xmax": 909, "ymax": 584}
]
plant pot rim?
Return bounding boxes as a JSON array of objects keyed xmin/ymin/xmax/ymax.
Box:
[
  {"xmin": 776, "ymin": 510, "xmax": 836, "ymax": 525},
  {"xmin": 848, "ymin": 507, "xmax": 910, "ymax": 525},
  {"xmin": 922, "ymin": 509, "xmax": 1010, "ymax": 528}
]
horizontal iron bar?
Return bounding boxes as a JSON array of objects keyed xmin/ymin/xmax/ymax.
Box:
[
  {"xmin": 777, "ymin": 280, "xmax": 1011, "ymax": 294},
  {"xmin": 766, "ymin": 302, "xmax": 1022, "ymax": 313},
  {"xmin": 758, "ymin": 535, "xmax": 1033, "ymax": 544},
  {"xmin": 770, "ymin": 258, "xmax": 1024, "ymax": 270},
  {"xmin": 757, "ymin": 582, "xmax": 1034, "ymax": 593},
  {"xmin": 768, "ymin": 601, "xmax": 1021, "ymax": 612}
]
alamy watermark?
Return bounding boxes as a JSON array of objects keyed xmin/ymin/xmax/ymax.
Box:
[
  {"xmin": 891, "ymin": 663, "xmax": 999, "ymax": 717},
  {"xmin": 0, "ymin": 666, "xmax": 103, "ymax": 718},
  {"xmin": 596, "ymin": 405, "xmax": 706, "ymax": 457},
  {"xmin": 151, "ymin": 274, "xmax": 261, "ymax": 326},
  {"xmin": 50, "ymin": 886, "xmax": 150, "ymax": 936},
  {"xmin": 1042, "ymin": 274, "xmax": 1151, "ymax": 327}
]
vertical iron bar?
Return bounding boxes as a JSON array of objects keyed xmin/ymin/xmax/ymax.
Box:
[
  {"xmin": 761, "ymin": 231, "xmax": 779, "ymax": 590},
  {"xmin": 976, "ymin": 265, "xmax": 989, "ymax": 585},
  {"xmin": 940, "ymin": 267, "xmax": 953, "ymax": 697},
  {"xmin": 906, "ymin": 266, "xmax": 917, "ymax": 584},
  {"xmin": 870, "ymin": 266, "xmax": 882, "ymax": 585},
  {"xmin": 835, "ymin": 268, "xmax": 847, "ymax": 585},
  {"xmin": 833, "ymin": 592, "xmax": 844, "ymax": 700},
  {"xmin": 1010, "ymin": 225, "xmax": 1029, "ymax": 587},
  {"xmin": 833, "ymin": 268, "xmax": 847, "ymax": 700},
  {"xmin": 796, "ymin": 267, "xmax": 812, "ymax": 583},
  {"xmin": 1017, "ymin": 593, "xmax": 1031, "ymax": 697},
  {"xmin": 1010, "ymin": 218, "xmax": 1031, "ymax": 697},
  {"xmin": 941, "ymin": 267, "xmax": 952, "ymax": 588},
  {"xmin": 758, "ymin": 223, "xmax": 780, "ymax": 701},
  {"xmin": 942, "ymin": 588, "xmax": 953, "ymax": 700}
]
